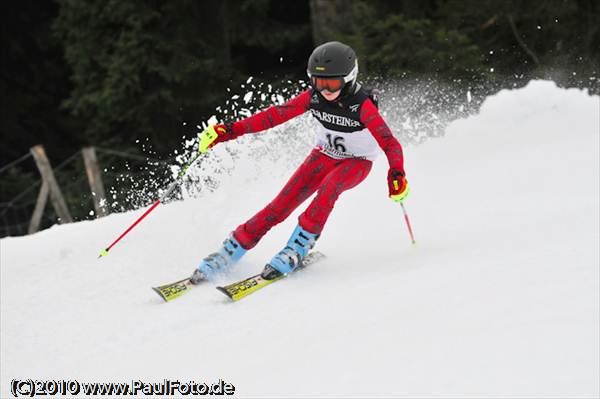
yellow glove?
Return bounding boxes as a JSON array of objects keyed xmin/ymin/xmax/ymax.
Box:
[
  {"xmin": 388, "ymin": 168, "xmax": 410, "ymax": 203},
  {"xmin": 198, "ymin": 124, "xmax": 228, "ymax": 153}
]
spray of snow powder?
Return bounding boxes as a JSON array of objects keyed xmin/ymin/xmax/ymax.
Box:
[{"xmin": 110, "ymin": 76, "xmax": 495, "ymax": 209}]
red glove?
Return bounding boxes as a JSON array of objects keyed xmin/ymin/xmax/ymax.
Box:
[{"xmin": 387, "ymin": 168, "xmax": 410, "ymax": 202}]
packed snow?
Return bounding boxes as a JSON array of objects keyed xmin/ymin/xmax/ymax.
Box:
[{"xmin": 1, "ymin": 80, "xmax": 598, "ymax": 398}]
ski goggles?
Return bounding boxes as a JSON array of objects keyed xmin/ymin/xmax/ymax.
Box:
[{"xmin": 310, "ymin": 76, "xmax": 344, "ymax": 93}]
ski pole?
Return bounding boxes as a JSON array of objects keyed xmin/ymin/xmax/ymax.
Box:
[
  {"xmin": 400, "ymin": 202, "xmax": 416, "ymax": 245},
  {"xmin": 98, "ymin": 150, "xmax": 203, "ymax": 258}
]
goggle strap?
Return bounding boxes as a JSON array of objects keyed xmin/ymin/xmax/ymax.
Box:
[{"xmin": 343, "ymin": 62, "xmax": 359, "ymax": 83}]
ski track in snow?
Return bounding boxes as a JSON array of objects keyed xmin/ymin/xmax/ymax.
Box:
[{"xmin": 1, "ymin": 80, "xmax": 599, "ymax": 398}]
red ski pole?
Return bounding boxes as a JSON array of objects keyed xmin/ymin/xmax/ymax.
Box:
[
  {"xmin": 400, "ymin": 202, "xmax": 416, "ymax": 245},
  {"xmin": 98, "ymin": 150, "xmax": 203, "ymax": 258}
]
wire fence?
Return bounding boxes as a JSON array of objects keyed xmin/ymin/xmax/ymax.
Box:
[
  {"xmin": 0, "ymin": 148, "xmax": 179, "ymax": 238},
  {"xmin": 0, "ymin": 152, "xmax": 32, "ymax": 174}
]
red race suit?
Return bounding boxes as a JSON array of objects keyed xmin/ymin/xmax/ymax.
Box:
[{"xmin": 226, "ymin": 85, "xmax": 405, "ymax": 249}]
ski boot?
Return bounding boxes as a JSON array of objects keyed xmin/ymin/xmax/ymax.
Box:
[
  {"xmin": 262, "ymin": 224, "xmax": 319, "ymax": 279},
  {"xmin": 191, "ymin": 234, "xmax": 247, "ymax": 283}
]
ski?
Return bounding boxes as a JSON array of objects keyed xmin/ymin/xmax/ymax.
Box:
[
  {"xmin": 217, "ymin": 251, "xmax": 326, "ymax": 301},
  {"xmin": 152, "ymin": 277, "xmax": 197, "ymax": 302}
]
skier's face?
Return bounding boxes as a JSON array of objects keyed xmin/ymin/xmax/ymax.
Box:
[{"xmin": 321, "ymin": 89, "xmax": 341, "ymax": 101}]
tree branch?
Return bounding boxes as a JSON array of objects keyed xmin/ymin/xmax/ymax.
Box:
[{"xmin": 507, "ymin": 15, "xmax": 540, "ymax": 65}]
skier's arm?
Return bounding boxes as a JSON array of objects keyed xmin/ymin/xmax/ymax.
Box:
[
  {"xmin": 198, "ymin": 90, "xmax": 311, "ymax": 151},
  {"xmin": 229, "ymin": 90, "xmax": 311, "ymax": 136},
  {"xmin": 360, "ymin": 99, "xmax": 404, "ymax": 172},
  {"xmin": 360, "ymin": 99, "xmax": 409, "ymax": 202}
]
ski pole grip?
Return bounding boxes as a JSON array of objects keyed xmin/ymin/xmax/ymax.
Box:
[{"xmin": 199, "ymin": 125, "xmax": 219, "ymax": 153}]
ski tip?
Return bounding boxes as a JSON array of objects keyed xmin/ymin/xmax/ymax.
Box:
[
  {"xmin": 216, "ymin": 286, "xmax": 234, "ymax": 300},
  {"xmin": 152, "ymin": 278, "xmax": 195, "ymax": 302},
  {"xmin": 152, "ymin": 287, "xmax": 169, "ymax": 302}
]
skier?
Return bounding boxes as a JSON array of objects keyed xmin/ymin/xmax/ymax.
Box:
[{"xmin": 190, "ymin": 41, "xmax": 409, "ymax": 283}]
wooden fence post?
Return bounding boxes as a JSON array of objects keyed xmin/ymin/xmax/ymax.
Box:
[
  {"xmin": 30, "ymin": 145, "xmax": 73, "ymax": 224},
  {"xmin": 82, "ymin": 147, "xmax": 108, "ymax": 217},
  {"xmin": 28, "ymin": 181, "xmax": 49, "ymax": 234}
]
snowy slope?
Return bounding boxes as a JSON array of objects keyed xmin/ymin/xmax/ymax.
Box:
[{"xmin": 1, "ymin": 80, "xmax": 598, "ymax": 398}]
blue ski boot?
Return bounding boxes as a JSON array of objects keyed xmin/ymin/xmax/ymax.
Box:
[
  {"xmin": 191, "ymin": 234, "xmax": 247, "ymax": 283},
  {"xmin": 263, "ymin": 224, "xmax": 319, "ymax": 279}
]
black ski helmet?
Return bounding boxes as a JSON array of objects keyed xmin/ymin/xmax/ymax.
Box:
[{"xmin": 307, "ymin": 41, "xmax": 358, "ymax": 95}]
